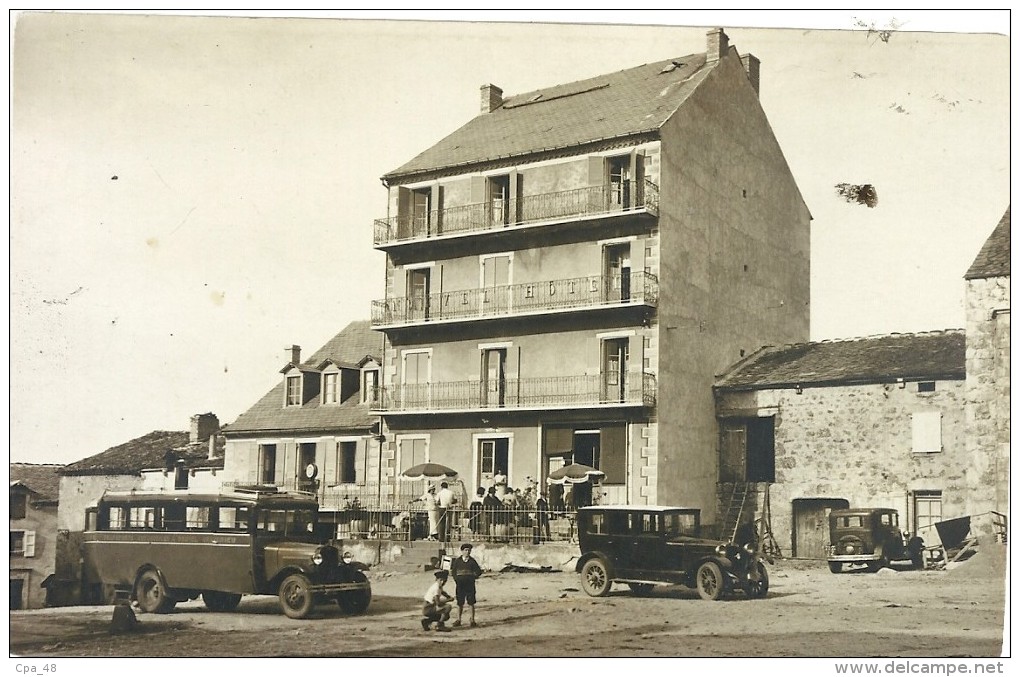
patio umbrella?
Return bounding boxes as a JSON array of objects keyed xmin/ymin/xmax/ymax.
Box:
[
  {"xmin": 546, "ymin": 463, "xmax": 606, "ymax": 485},
  {"xmin": 400, "ymin": 463, "xmax": 459, "ymax": 482}
]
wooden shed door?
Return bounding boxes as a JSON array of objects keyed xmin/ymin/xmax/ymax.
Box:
[{"xmin": 793, "ymin": 498, "xmax": 849, "ymax": 559}]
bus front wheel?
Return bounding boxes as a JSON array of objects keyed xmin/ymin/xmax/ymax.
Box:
[
  {"xmin": 279, "ymin": 574, "xmax": 314, "ymax": 619},
  {"xmin": 135, "ymin": 569, "xmax": 176, "ymax": 614}
]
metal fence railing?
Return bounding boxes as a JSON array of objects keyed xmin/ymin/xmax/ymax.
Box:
[
  {"xmin": 374, "ymin": 179, "xmax": 659, "ymax": 246},
  {"xmin": 327, "ymin": 506, "xmax": 579, "ymax": 545},
  {"xmin": 371, "ymin": 271, "xmax": 658, "ymax": 327}
]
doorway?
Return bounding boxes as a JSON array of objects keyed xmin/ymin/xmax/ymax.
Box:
[
  {"xmin": 792, "ymin": 498, "xmax": 849, "ymax": 559},
  {"xmin": 10, "ymin": 579, "xmax": 24, "ymax": 610},
  {"xmin": 604, "ymin": 244, "xmax": 632, "ymax": 303}
]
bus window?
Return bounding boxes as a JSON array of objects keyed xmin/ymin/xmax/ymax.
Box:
[
  {"xmin": 108, "ymin": 506, "xmax": 128, "ymax": 530},
  {"xmin": 161, "ymin": 505, "xmax": 186, "ymax": 531},
  {"xmin": 218, "ymin": 506, "xmax": 251, "ymax": 532},
  {"xmin": 186, "ymin": 506, "xmax": 211, "ymax": 530},
  {"xmin": 257, "ymin": 509, "xmax": 315, "ymax": 537},
  {"xmin": 128, "ymin": 507, "xmax": 155, "ymax": 530}
]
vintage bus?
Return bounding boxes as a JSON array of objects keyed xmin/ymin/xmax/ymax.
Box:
[{"xmin": 82, "ymin": 486, "xmax": 371, "ymax": 619}]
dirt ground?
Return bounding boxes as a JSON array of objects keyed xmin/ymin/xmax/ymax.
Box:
[{"xmin": 9, "ymin": 547, "xmax": 1008, "ymax": 659}]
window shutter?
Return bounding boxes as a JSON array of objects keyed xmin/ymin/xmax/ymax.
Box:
[
  {"xmin": 911, "ymin": 411, "xmax": 942, "ymax": 453},
  {"xmin": 24, "ymin": 530, "xmax": 36, "ymax": 558},
  {"xmin": 396, "ymin": 186, "xmax": 412, "ymax": 239},
  {"xmin": 470, "ymin": 176, "xmax": 487, "ymax": 204},
  {"xmin": 356, "ymin": 440, "xmax": 367, "ymax": 486},
  {"xmin": 587, "ymin": 156, "xmax": 606, "ymax": 186},
  {"xmin": 544, "ymin": 427, "xmax": 573, "ymax": 456},
  {"xmin": 600, "ymin": 423, "xmax": 627, "ymax": 485}
]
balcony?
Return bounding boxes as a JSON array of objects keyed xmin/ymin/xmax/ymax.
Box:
[
  {"xmin": 372, "ymin": 271, "xmax": 658, "ymax": 328},
  {"xmin": 372, "ymin": 372, "xmax": 656, "ymax": 414},
  {"xmin": 374, "ymin": 179, "xmax": 659, "ymax": 248}
]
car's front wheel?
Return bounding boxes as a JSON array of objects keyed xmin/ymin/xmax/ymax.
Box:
[
  {"xmin": 695, "ymin": 561, "xmax": 725, "ymax": 601},
  {"xmin": 279, "ymin": 573, "xmax": 314, "ymax": 619},
  {"xmin": 828, "ymin": 561, "xmax": 842, "ymax": 574},
  {"xmin": 744, "ymin": 562, "xmax": 769, "ymax": 599},
  {"xmin": 580, "ymin": 558, "xmax": 612, "ymax": 597}
]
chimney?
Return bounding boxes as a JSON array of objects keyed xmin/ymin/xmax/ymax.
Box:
[
  {"xmin": 189, "ymin": 412, "xmax": 220, "ymax": 444},
  {"xmin": 288, "ymin": 345, "xmax": 301, "ymax": 365},
  {"xmin": 706, "ymin": 28, "xmax": 729, "ymax": 63},
  {"xmin": 480, "ymin": 83, "xmax": 503, "ymax": 114},
  {"xmin": 741, "ymin": 54, "xmax": 760, "ymax": 95},
  {"xmin": 208, "ymin": 434, "xmax": 220, "ymax": 460}
]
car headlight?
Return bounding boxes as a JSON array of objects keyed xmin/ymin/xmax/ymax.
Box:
[
  {"xmin": 743, "ymin": 543, "xmax": 756, "ymax": 555},
  {"xmin": 342, "ymin": 551, "xmax": 354, "ymax": 565},
  {"xmin": 312, "ymin": 550, "xmax": 324, "ymax": 566},
  {"xmin": 715, "ymin": 544, "xmax": 727, "ymax": 556}
]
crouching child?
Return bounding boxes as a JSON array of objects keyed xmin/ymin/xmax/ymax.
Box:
[{"xmin": 421, "ymin": 569, "xmax": 454, "ymax": 632}]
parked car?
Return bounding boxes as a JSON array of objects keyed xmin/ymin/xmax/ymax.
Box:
[
  {"xmin": 83, "ymin": 486, "xmax": 372, "ymax": 619},
  {"xmin": 574, "ymin": 505, "xmax": 768, "ymax": 600},
  {"xmin": 827, "ymin": 508, "xmax": 924, "ymax": 573}
]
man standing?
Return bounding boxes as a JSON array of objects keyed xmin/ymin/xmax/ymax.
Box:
[
  {"xmin": 436, "ymin": 481, "xmax": 457, "ymax": 542},
  {"xmin": 419, "ymin": 485, "xmax": 439, "ymax": 541},
  {"xmin": 450, "ymin": 543, "xmax": 483, "ymax": 628}
]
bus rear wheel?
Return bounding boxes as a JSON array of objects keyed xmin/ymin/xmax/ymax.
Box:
[
  {"xmin": 135, "ymin": 569, "xmax": 176, "ymax": 614},
  {"xmin": 202, "ymin": 590, "xmax": 242, "ymax": 612}
]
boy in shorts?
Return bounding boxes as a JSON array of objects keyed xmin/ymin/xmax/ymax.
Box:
[{"xmin": 450, "ymin": 542, "xmax": 483, "ymax": 627}]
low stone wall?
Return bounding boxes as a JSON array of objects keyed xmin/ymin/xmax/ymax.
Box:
[{"xmin": 341, "ymin": 539, "xmax": 579, "ymax": 572}]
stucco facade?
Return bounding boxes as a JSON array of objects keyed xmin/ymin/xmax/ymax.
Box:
[
  {"xmin": 10, "ymin": 465, "xmax": 62, "ymax": 610},
  {"xmin": 371, "ymin": 30, "xmax": 809, "ymax": 523}
]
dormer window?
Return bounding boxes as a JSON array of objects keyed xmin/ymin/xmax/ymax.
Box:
[
  {"xmin": 285, "ymin": 375, "xmax": 302, "ymax": 407},
  {"xmin": 362, "ymin": 368, "xmax": 380, "ymax": 405},
  {"xmin": 322, "ymin": 371, "xmax": 339, "ymax": 405}
]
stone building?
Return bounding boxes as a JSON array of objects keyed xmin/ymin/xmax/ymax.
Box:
[
  {"xmin": 963, "ymin": 206, "xmax": 1009, "ymax": 520},
  {"xmin": 10, "ymin": 463, "xmax": 62, "ymax": 609},
  {"xmin": 368, "ymin": 28, "xmax": 809, "ymax": 520},
  {"xmin": 713, "ymin": 331, "xmax": 967, "ymax": 558}
]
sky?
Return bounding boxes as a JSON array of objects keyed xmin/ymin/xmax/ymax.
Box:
[{"xmin": 8, "ymin": 11, "xmax": 1012, "ymax": 466}]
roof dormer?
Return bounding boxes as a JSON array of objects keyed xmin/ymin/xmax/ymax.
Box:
[{"xmin": 280, "ymin": 363, "xmax": 321, "ymax": 408}]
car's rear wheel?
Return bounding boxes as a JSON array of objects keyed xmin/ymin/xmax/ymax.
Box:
[
  {"xmin": 134, "ymin": 569, "xmax": 176, "ymax": 614},
  {"xmin": 279, "ymin": 574, "xmax": 314, "ymax": 619},
  {"xmin": 202, "ymin": 590, "xmax": 242, "ymax": 612},
  {"xmin": 627, "ymin": 582, "xmax": 654, "ymax": 596},
  {"xmin": 695, "ymin": 561, "xmax": 725, "ymax": 601},
  {"xmin": 337, "ymin": 572, "xmax": 372, "ymax": 614},
  {"xmin": 744, "ymin": 562, "xmax": 769, "ymax": 599},
  {"xmin": 580, "ymin": 558, "xmax": 612, "ymax": 597},
  {"xmin": 828, "ymin": 562, "xmax": 842, "ymax": 574}
]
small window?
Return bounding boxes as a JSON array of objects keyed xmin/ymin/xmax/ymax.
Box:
[
  {"xmin": 338, "ymin": 442, "xmax": 358, "ymax": 484},
  {"xmin": 186, "ymin": 506, "xmax": 211, "ymax": 530},
  {"xmin": 587, "ymin": 513, "xmax": 606, "ymax": 535},
  {"xmin": 322, "ymin": 372, "xmax": 339, "ymax": 405},
  {"xmin": 917, "ymin": 381, "xmax": 936, "ymax": 393},
  {"xmin": 10, "ymin": 493, "xmax": 26, "ymax": 520},
  {"xmin": 128, "ymin": 507, "xmax": 156, "ymax": 530},
  {"xmin": 108, "ymin": 506, "xmax": 128, "ymax": 530},
  {"xmin": 880, "ymin": 513, "xmax": 893, "ymax": 526},
  {"xmin": 362, "ymin": 369, "xmax": 379, "ymax": 404},
  {"xmin": 10, "ymin": 531, "xmax": 25, "ymax": 555},
  {"xmin": 285, "ymin": 375, "xmax": 302, "ymax": 406},
  {"xmin": 218, "ymin": 506, "xmax": 251, "ymax": 532}
]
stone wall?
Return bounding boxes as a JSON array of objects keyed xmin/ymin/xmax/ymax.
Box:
[
  {"xmin": 719, "ymin": 377, "xmax": 967, "ymax": 555},
  {"xmin": 964, "ymin": 276, "xmax": 1010, "ymax": 518}
]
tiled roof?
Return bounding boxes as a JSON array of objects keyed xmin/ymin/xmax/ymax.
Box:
[
  {"xmin": 715, "ymin": 330, "xmax": 966, "ymax": 391},
  {"xmin": 10, "ymin": 463, "xmax": 63, "ymax": 501},
  {"xmin": 224, "ymin": 321, "xmax": 380, "ymax": 435},
  {"xmin": 383, "ymin": 52, "xmax": 717, "ymax": 181},
  {"xmin": 965, "ymin": 206, "xmax": 1010, "ymax": 280},
  {"xmin": 60, "ymin": 432, "xmax": 226, "ymax": 476}
]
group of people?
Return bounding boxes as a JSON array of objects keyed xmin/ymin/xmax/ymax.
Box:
[
  {"xmin": 421, "ymin": 542, "xmax": 483, "ymax": 631},
  {"xmin": 416, "ymin": 481, "xmax": 458, "ymax": 542}
]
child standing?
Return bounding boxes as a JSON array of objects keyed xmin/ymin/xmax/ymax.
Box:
[{"xmin": 450, "ymin": 543, "xmax": 483, "ymax": 628}]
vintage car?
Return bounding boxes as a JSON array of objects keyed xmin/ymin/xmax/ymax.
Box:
[
  {"xmin": 83, "ymin": 486, "xmax": 372, "ymax": 619},
  {"xmin": 827, "ymin": 508, "xmax": 924, "ymax": 573},
  {"xmin": 574, "ymin": 505, "xmax": 768, "ymax": 600}
]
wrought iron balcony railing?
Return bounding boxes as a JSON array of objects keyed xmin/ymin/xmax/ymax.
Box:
[
  {"xmin": 374, "ymin": 179, "xmax": 659, "ymax": 246},
  {"xmin": 371, "ymin": 271, "xmax": 658, "ymax": 327},
  {"xmin": 372, "ymin": 372, "xmax": 656, "ymax": 412}
]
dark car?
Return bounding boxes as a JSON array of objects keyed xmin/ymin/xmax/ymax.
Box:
[
  {"xmin": 827, "ymin": 508, "xmax": 924, "ymax": 573},
  {"xmin": 574, "ymin": 505, "xmax": 768, "ymax": 601}
]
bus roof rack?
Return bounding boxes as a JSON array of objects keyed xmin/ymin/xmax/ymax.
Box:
[{"xmin": 230, "ymin": 484, "xmax": 283, "ymax": 495}]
